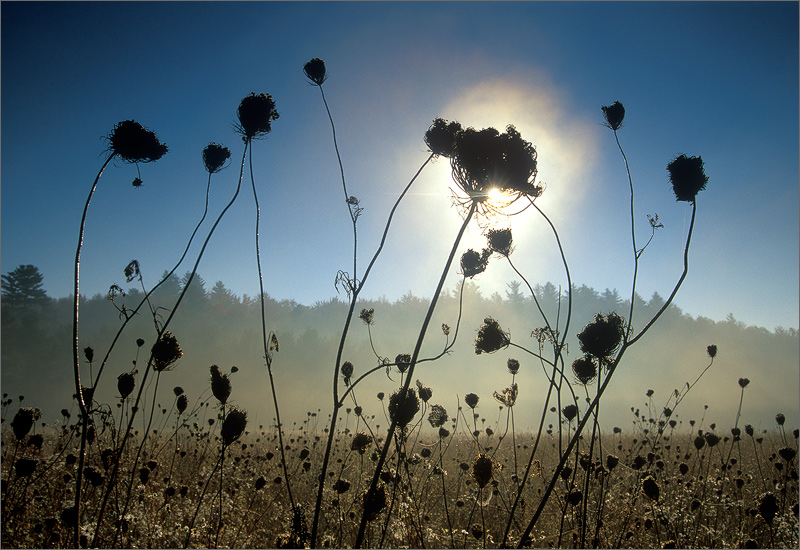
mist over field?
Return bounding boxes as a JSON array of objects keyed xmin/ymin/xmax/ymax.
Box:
[{"xmin": 3, "ymin": 274, "xmax": 797, "ymax": 434}]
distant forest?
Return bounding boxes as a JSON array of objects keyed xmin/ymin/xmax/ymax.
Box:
[{"xmin": 2, "ymin": 267, "xmax": 798, "ymax": 431}]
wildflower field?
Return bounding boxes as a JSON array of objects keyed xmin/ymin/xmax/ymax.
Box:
[{"xmin": 2, "ymin": 57, "xmax": 798, "ymax": 549}]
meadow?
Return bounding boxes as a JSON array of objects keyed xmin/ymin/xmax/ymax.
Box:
[{"xmin": 1, "ymin": 58, "xmax": 798, "ymax": 548}]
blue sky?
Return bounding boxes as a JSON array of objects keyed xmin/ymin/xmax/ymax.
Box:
[{"xmin": 2, "ymin": 1, "xmax": 798, "ymax": 331}]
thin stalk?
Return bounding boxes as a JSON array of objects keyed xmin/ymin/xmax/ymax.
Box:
[
  {"xmin": 71, "ymin": 152, "xmax": 115, "ymax": 547},
  {"xmin": 613, "ymin": 129, "xmax": 639, "ymax": 340},
  {"xmin": 248, "ymin": 146, "xmax": 296, "ymax": 511},
  {"xmin": 355, "ymin": 201, "xmax": 477, "ymax": 548}
]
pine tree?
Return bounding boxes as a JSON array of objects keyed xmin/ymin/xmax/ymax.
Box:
[{"xmin": 1, "ymin": 265, "xmax": 50, "ymax": 308}]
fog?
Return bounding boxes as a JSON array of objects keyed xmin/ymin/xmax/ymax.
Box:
[{"xmin": 3, "ymin": 273, "xmax": 797, "ymax": 437}]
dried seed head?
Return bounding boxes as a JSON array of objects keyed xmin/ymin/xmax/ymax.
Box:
[
  {"xmin": 221, "ymin": 406, "xmax": 247, "ymax": 446},
  {"xmin": 351, "ymin": 432, "xmax": 373, "ymax": 452},
  {"xmin": 428, "ymin": 404, "xmax": 448, "ymax": 428},
  {"xmin": 707, "ymin": 344, "xmax": 718, "ymax": 358},
  {"xmin": 776, "ymin": 413, "xmax": 786, "ymax": 426},
  {"xmin": 333, "ymin": 479, "xmax": 351, "ymax": 494},
  {"xmin": 601, "ymin": 101, "xmax": 625, "ymax": 131},
  {"xmin": 738, "ymin": 377, "xmax": 750, "ymax": 388},
  {"xmin": 210, "ymin": 365, "xmax": 232, "ymax": 405},
  {"xmin": 416, "ymin": 380, "xmax": 433, "ymax": 402},
  {"xmin": 359, "ymin": 308, "xmax": 375, "ymax": 325},
  {"xmin": 424, "ymin": 118, "xmax": 463, "ymax": 158},
  {"xmin": 460, "ymin": 248, "xmax": 490, "ymax": 278},
  {"xmin": 745, "ymin": 424, "xmax": 754, "ymax": 437},
  {"xmin": 759, "ymin": 492, "xmax": 779, "ymax": 525},
  {"xmin": 577, "ymin": 312, "xmax": 625, "ymax": 359},
  {"xmin": 341, "ymin": 361, "xmax": 354, "ymax": 386},
  {"xmin": 173, "ymin": 386, "xmax": 184, "ymax": 396},
  {"xmin": 606, "ymin": 454, "xmax": 619, "ymax": 471},
  {"xmin": 493, "ymin": 383, "xmax": 518, "ymax": 408},
  {"xmin": 667, "ymin": 154, "xmax": 708, "ymax": 203},
  {"xmin": 567, "ymin": 490, "xmax": 583, "ymax": 506},
  {"xmin": 507, "ymin": 358, "xmax": 520, "ymax": 374},
  {"xmin": 11, "ymin": 408, "xmax": 41, "ymax": 440},
  {"xmin": 464, "ymin": 393, "xmax": 480, "ymax": 409},
  {"xmin": 475, "ymin": 317, "xmax": 510, "ymax": 355},
  {"xmin": 486, "ymin": 228, "xmax": 514, "ymax": 256},
  {"xmin": 472, "ymin": 453, "xmax": 494, "ymax": 488},
  {"xmin": 642, "ymin": 476, "xmax": 660, "ymax": 502},
  {"xmin": 151, "ymin": 332, "xmax": 182, "ymax": 371},
  {"xmin": 572, "ymin": 356, "xmax": 598, "ymax": 385},
  {"xmin": 362, "ymin": 484, "xmax": 387, "ymax": 522},
  {"xmin": 83, "ymin": 346, "xmax": 94, "ymax": 363},
  {"xmin": 117, "ymin": 371, "xmax": 136, "ymax": 399},
  {"xmin": 236, "ymin": 92, "xmax": 279, "ymax": 140},
  {"xmin": 202, "ymin": 143, "xmax": 231, "ymax": 174},
  {"xmin": 388, "ymin": 387, "xmax": 420, "ymax": 428},
  {"xmin": 107, "ymin": 120, "xmax": 168, "ymax": 163},
  {"xmin": 176, "ymin": 394, "xmax": 188, "ymax": 415},
  {"xmin": 706, "ymin": 431, "xmax": 722, "ymax": 448},
  {"xmin": 562, "ymin": 404, "xmax": 578, "ymax": 422},
  {"xmin": 694, "ymin": 434, "xmax": 706, "ymax": 450},
  {"xmin": 395, "ymin": 353, "xmax": 411, "ymax": 374},
  {"xmin": 778, "ymin": 446, "xmax": 796, "ymax": 462},
  {"xmin": 303, "ymin": 58, "xmax": 327, "ymax": 86}
]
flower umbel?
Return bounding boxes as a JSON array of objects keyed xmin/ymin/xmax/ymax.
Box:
[
  {"xmin": 303, "ymin": 58, "xmax": 328, "ymax": 86},
  {"xmin": 107, "ymin": 120, "xmax": 168, "ymax": 163},
  {"xmin": 424, "ymin": 118, "xmax": 463, "ymax": 158},
  {"xmin": 667, "ymin": 154, "xmax": 708, "ymax": 203},
  {"xmin": 151, "ymin": 332, "xmax": 183, "ymax": 371},
  {"xmin": 210, "ymin": 365, "xmax": 232, "ymax": 405},
  {"xmin": 475, "ymin": 317, "xmax": 510, "ymax": 354},
  {"xmin": 487, "ymin": 228, "xmax": 514, "ymax": 256},
  {"xmin": 220, "ymin": 406, "xmax": 247, "ymax": 447},
  {"xmin": 202, "ymin": 143, "xmax": 231, "ymax": 174},
  {"xmin": 577, "ymin": 312, "xmax": 625, "ymax": 359},
  {"xmin": 236, "ymin": 92, "xmax": 279, "ymax": 140},
  {"xmin": 601, "ymin": 101, "xmax": 625, "ymax": 131}
]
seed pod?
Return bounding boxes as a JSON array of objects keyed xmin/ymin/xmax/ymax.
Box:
[
  {"xmin": 507, "ymin": 358, "xmax": 520, "ymax": 374},
  {"xmin": 759, "ymin": 492, "xmax": 779, "ymax": 525},
  {"xmin": 601, "ymin": 101, "xmax": 625, "ymax": 131},
  {"xmin": 176, "ymin": 394, "xmax": 188, "ymax": 415},
  {"xmin": 11, "ymin": 407, "xmax": 41, "ymax": 440},
  {"xmin": 107, "ymin": 120, "xmax": 168, "ymax": 163},
  {"xmin": 362, "ymin": 484, "xmax": 387, "ymax": 522},
  {"xmin": 424, "ymin": 118, "xmax": 462, "ymax": 158},
  {"xmin": 236, "ymin": 92, "xmax": 279, "ymax": 140},
  {"xmin": 351, "ymin": 432, "xmax": 372, "ymax": 452},
  {"xmin": 388, "ymin": 388, "xmax": 419, "ymax": 428},
  {"xmin": 333, "ymin": 479, "xmax": 351, "ymax": 494},
  {"xmin": 642, "ymin": 476, "xmax": 660, "ymax": 502},
  {"xmin": 572, "ymin": 356, "xmax": 597, "ymax": 384},
  {"xmin": 464, "ymin": 393, "xmax": 480, "ymax": 409},
  {"xmin": 416, "ymin": 380, "xmax": 433, "ymax": 403},
  {"xmin": 562, "ymin": 404, "xmax": 578, "ymax": 422},
  {"xmin": 606, "ymin": 454, "xmax": 619, "ymax": 471},
  {"xmin": 151, "ymin": 332, "xmax": 182, "ymax": 372},
  {"xmin": 210, "ymin": 365, "xmax": 232, "ymax": 405},
  {"xmin": 472, "ymin": 453, "xmax": 494, "ymax": 488},
  {"xmin": 486, "ymin": 228, "xmax": 513, "ymax": 257},
  {"xmin": 303, "ymin": 58, "xmax": 327, "ymax": 86},
  {"xmin": 15, "ymin": 458, "xmax": 37, "ymax": 478},
  {"xmin": 117, "ymin": 371, "xmax": 135, "ymax": 399},
  {"xmin": 202, "ymin": 143, "xmax": 231, "ymax": 174},
  {"xmin": 460, "ymin": 249, "xmax": 489, "ymax": 278},
  {"xmin": 341, "ymin": 361, "xmax": 354, "ymax": 386},
  {"xmin": 577, "ymin": 312, "xmax": 625, "ymax": 359},
  {"xmin": 221, "ymin": 407, "xmax": 247, "ymax": 447},
  {"xmin": 428, "ymin": 404, "xmax": 448, "ymax": 428},
  {"xmin": 707, "ymin": 344, "xmax": 718, "ymax": 358},
  {"xmin": 475, "ymin": 317, "xmax": 510, "ymax": 355}
]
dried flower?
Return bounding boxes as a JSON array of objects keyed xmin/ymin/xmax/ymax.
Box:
[
  {"xmin": 117, "ymin": 371, "xmax": 135, "ymax": 399},
  {"xmin": 83, "ymin": 346, "xmax": 94, "ymax": 363},
  {"xmin": 395, "ymin": 353, "xmax": 411, "ymax": 374},
  {"xmin": 601, "ymin": 101, "xmax": 625, "ymax": 131},
  {"xmin": 472, "ymin": 453, "xmax": 494, "ymax": 488},
  {"xmin": 151, "ymin": 332, "xmax": 182, "ymax": 371},
  {"xmin": 210, "ymin": 365, "xmax": 232, "ymax": 405},
  {"xmin": 351, "ymin": 432, "xmax": 373, "ymax": 452},
  {"xmin": 11, "ymin": 407, "xmax": 41, "ymax": 440},
  {"xmin": 359, "ymin": 308, "xmax": 374, "ymax": 325},
  {"xmin": 460, "ymin": 248, "xmax": 490, "ymax": 278},
  {"xmin": 642, "ymin": 475, "xmax": 660, "ymax": 502},
  {"xmin": 362, "ymin": 484, "xmax": 387, "ymax": 522},
  {"xmin": 705, "ymin": 432, "xmax": 721, "ymax": 447},
  {"xmin": 303, "ymin": 58, "xmax": 328, "ymax": 86},
  {"xmin": 475, "ymin": 317, "xmax": 510, "ymax": 354},
  {"xmin": 577, "ymin": 312, "xmax": 625, "ymax": 359},
  {"xmin": 738, "ymin": 377, "xmax": 750, "ymax": 388},
  {"xmin": 236, "ymin": 92, "xmax": 279, "ymax": 140},
  {"xmin": 572, "ymin": 356, "xmax": 597, "ymax": 385},
  {"xmin": 341, "ymin": 361, "xmax": 354, "ymax": 386},
  {"xmin": 424, "ymin": 118, "xmax": 463, "ymax": 158},
  {"xmin": 464, "ymin": 393, "xmax": 480, "ymax": 409},
  {"xmin": 507, "ymin": 358, "xmax": 520, "ymax": 374},
  {"xmin": 15, "ymin": 458, "xmax": 37, "ymax": 478},
  {"xmin": 173, "ymin": 386, "xmax": 184, "ymax": 396},
  {"xmin": 606, "ymin": 455, "xmax": 619, "ymax": 471},
  {"xmin": 707, "ymin": 344, "xmax": 718, "ymax": 358},
  {"xmin": 202, "ymin": 143, "xmax": 231, "ymax": 174},
  {"xmin": 487, "ymin": 228, "xmax": 514, "ymax": 256},
  {"xmin": 667, "ymin": 154, "xmax": 708, "ymax": 203},
  {"xmin": 388, "ymin": 388, "xmax": 420, "ymax": 428},
  {"xmin": 416, "ymin": 380, "xmax": 433, "ymax": 402},
  {"xmin": 176, "ymin": 394, "xmax": 188, "ymax": 415},
  {"xmin": 776, "ymin": 413, "xmax": 786, "ymax": 426},
  {"xmin": 221, "ymin": 406, "xmax": 247, "ymax": 446},
  {"xmin": 778, "ymin": 446, "xmax": 796, "ymax": 462},
  {"xmin": 333, "ymin": 479, "xmax": 351, "ymax": 494},
  {"xmin": 107, "ymin": 120, "xmax": 168, "ymax": 163},
  {"xmin": 493, "ymin": 383, "xmax": 518, "ymax": 407},
  {"xmin": 428, "ymin": 404, "xmax": 448, "ymax": 428},
  {"xmin": 759, "ymin": 492, "xmax": 779, "ymax": 525}
]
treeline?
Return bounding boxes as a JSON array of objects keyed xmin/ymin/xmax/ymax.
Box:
[{"xmin": 2, "ymin": 270, "xmax": 798, "ymax": 431}]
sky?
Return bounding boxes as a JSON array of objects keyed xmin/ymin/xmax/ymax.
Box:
[{"xmin": 2, "ymin": 1, "xmax": 798, "ymax": 334}]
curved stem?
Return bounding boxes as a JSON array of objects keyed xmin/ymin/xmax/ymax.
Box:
[
  {"xmin": 71, "ymin": 152, "xmax": 114, "ymax": 548},
  {"xmin": 614, "ymin": 129, "xmax": 639, "ymax": 340},
  {"xmin": 354, "ymin": 201, "xmax": 477, "ymax": 548}
]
